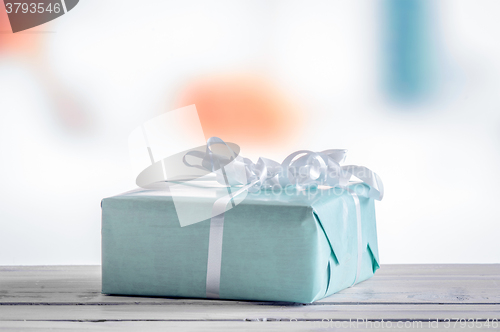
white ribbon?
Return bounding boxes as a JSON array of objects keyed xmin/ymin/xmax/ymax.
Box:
[
  {"xmin": 183, "ymin": 137, "xmax": 384, "ymax": 299},
  {"xmin": 346, "ymin": 189, "xmax": 363, "ymax": 288}
]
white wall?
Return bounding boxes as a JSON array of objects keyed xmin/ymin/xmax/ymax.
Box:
[{"xmin": 0, "ymin": 0, "xmax": 499, "ymax": 265}]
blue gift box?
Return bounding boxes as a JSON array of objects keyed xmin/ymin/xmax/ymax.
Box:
[{"xmin": 101, "ymin": 183, "xmax": 380, "ymax": 303}]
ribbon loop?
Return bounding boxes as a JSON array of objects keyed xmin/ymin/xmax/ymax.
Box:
[{"xmin": 189, "ymin": 137, "xmax": 384, "ymax": 200}]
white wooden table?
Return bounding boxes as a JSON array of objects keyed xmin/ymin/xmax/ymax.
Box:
[{"xmin": 0, "ymin": 265, "xmax": 499, "ymax": 331}]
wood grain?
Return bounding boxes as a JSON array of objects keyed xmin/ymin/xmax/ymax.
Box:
[
  {"xmin": 0, "ymin": 265, "xmax": 499, "ymax": 330},
  {"xmin": 1, "ymin": 321, "xmax": 498, "ymax": 332}
]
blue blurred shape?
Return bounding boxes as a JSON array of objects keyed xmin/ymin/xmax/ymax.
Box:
[{"xmin": 384, "ymin": 0, "xmax": 435, "ymax": 102}]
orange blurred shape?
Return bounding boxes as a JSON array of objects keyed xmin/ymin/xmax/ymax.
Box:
[
  {"xmin": 175, "ymin": 73, "xmax": 300, "ymax": 147},
  {"xmin": 0, "ymin": 0, "xmax": 42, "ymax": 55}
]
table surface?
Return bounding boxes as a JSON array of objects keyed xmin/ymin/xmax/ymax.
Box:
[{"xmin": 0, "ymin": 265, "xmax": 499, "ymax": 331}]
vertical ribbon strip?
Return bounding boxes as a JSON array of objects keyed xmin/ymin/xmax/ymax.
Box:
[
  {"xmin": 205, "ymin": 212, "xmax": 225, "ymax": 299},
  {"xmin": 347, "ymin": 189, "xmax": 363, "ymax": 287},
  {"xmin": 205, "ymin": 182, "xmax": 257, "ymax": 298}
]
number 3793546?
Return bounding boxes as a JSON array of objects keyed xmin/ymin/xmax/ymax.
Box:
[{"xmin": 5, "ymin": 2, "xmax": 61, "ymax": 14}]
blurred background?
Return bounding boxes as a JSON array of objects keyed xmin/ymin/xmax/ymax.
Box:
[{"xmin": 1, "ymin": 0, "xmax": 499, "ymax": 265}]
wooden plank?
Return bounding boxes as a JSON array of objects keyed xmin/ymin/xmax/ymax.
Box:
[
  {"xmin": 1, "ymin": 265, "xmax": 499, "ymax": 304},
  {"xmin": 1, "ymin": 320, "xmax": 499, "ymax": 332},
  {"xmin": 1, "ymin": 265, "xmax": 499, "ymax": 329},
  {"xmin": 373, "ymin": 264, "xmax": 500, "ymax": 276},
  {"xmin": 0, "ymin": 304, "xmax": 498, "ymax": 321},
  {"xmin": 2, "ymin": 279, "xmax": 499, "ymax": 305}
]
